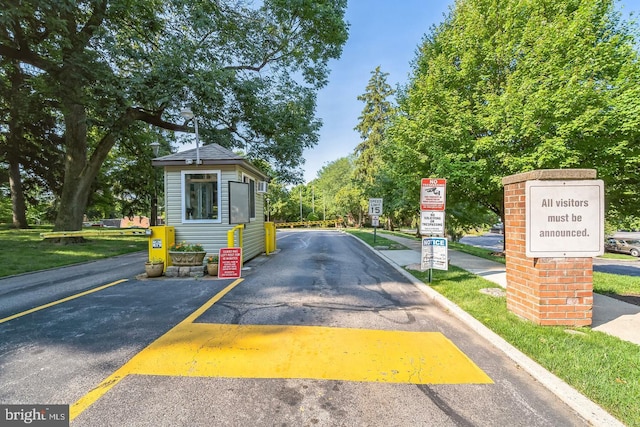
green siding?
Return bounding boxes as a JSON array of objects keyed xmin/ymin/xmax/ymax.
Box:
[{"xmin": 162, "ymin": 165, "xmax": 265, "ymax": 261}]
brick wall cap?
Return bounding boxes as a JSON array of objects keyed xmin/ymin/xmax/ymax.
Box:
[{"xmin": 502, "ymin": 169, "xmax": 597, "ymax": 186}]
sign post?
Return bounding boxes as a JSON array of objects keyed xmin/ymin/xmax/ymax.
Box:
[
  {"xmin": 420, "ymin": 178, "xmax": 446, "ymax": 211},
  {"xmin": 218, "ymin": 247, "xmax": 243, "ymax": 279},
  {"xmin": 368, "ymin": 198, "xmax": 383, "ymax": 244},
  {"xmin": 419, "ymin": 178, "xmax": 447, "ymax": 281},
  {"xmin": 421, "ymin": 237, "xmax": 448, "ymax": 281}
]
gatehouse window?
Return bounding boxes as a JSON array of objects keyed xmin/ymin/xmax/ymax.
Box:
[{"xmin": 181, "ymin": 170, "xmax": 221, "ymax": 223}]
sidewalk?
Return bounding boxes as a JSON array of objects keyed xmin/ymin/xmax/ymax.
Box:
[{"xmin": 374, "ymin": 233, "xmax": 640, "ymax": 346}]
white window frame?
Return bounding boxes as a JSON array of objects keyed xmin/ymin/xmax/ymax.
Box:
[
  {"xmin": 242, "ymin": 173, "xmax": 256, "ymax": 220},
  {"xmin": 181, "ymin": 170, "xmax": 222, "ymax": 224}
]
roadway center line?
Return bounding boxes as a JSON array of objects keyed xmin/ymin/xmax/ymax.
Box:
[{"xmin": 0, "ymin": 279, "xmax": 129, "ymax": 325}]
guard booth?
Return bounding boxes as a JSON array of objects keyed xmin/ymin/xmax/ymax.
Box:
[{"xmin": 149, "ymin": 144, "xmax": 274, "ymax": 265}]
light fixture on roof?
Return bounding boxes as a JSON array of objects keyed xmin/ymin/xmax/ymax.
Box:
[
  {"xmin": 150, "ymin": 141, "xmax": 160, "ymax": 157},
  {"xmin": 180, "ymin": 108, "xmax": 201, "ymax": 165}
]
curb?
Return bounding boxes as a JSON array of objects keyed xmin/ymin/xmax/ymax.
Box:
[{"xmin": 347, "ymin": 234, "xmax": 624, "ymax": 427}]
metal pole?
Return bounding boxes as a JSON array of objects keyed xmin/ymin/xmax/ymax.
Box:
[
  {"xmin": 300, "ymin": 188, "xmax": 303, "ymax": 221},
  {"xmin": 193, "ymin": 117, "xmax": 200, "ymax": 165},
  {"xmin": 151, "ymin": 175, "xmax": 157, "ymax": 227}
]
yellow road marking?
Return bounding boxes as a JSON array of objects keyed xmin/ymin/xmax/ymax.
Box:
[
  {"xmin": 126, "ymin": 323, "xmax": 492, "ymax": 384},
  {"xmin": 0, "ymin": 279, "xmax": 128, "ymax": 325},
  {"xmin": 71, "ymin": 276, "xmax": 492, "ymax": 421},
  {"xmin": 70, "ymin": 278, "xmax": 245, "ymax": 421}
]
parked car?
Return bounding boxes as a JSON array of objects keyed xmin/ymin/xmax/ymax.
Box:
[
  {"xmin": 604, "ymin": 238, "xmax": 640, "ymax": 257},
  {"xmin": 490, "ymin": 223, "xmax": 504, "ymax": 234}
]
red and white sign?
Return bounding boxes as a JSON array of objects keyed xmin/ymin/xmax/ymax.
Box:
[
  {"xmin": 420, "ymin": 178, "xmax": 446, "ymax": 211},
  {"xmin": 219, "ymin": 247, "xmax": 243, "ymax": 278}
]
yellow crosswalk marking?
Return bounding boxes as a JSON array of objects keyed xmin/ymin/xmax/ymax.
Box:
[{"xmin": 127, "ymin": 323, "xmax": 493, "ymax": 384}]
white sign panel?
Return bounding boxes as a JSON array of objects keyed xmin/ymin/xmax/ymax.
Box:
[
  {"xmin": 420, "ymin": 211, "xmax": 445, "ymax": 235},
  {"xmin": 421, "ymin": 237, "xmax": 449, "ymax": 271},
  {"xmin": 368, "ymin": 198, "xmax": 383, "ymax": 215},
  {"xmin": 526, "ymin": 180, "xmax": 604, "ymax": 257},
  {"xmin": 371, "ymin": 215, "xmax": 380, "ymax": 227}
]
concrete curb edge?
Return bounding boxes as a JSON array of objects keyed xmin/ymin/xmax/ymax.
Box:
[{"xmin": 346, "ymin": 233, "xmax": 624, "ymax": 427}]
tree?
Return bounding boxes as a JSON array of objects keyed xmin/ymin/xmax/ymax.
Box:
[
  {"xmin": 353, "ymin": 66, "xmax": 395, "ymax": 194},
  {"xmin": 0, "ymin": 0, "xmax": 348, "ymax": 232},
  {"xmin": 389, "ymin": 0, "xmax": 640, "ymax": 229},
  {"xmin": 0, "ymin": 58, "xmax": 64, "ymax": 228}
]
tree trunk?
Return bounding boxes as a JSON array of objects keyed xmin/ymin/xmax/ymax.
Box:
[
  {"xmin": 54, "ymin": 103, "xmax": 91, "ymax": 231},
  {"xmin": 8, "ymin": 157, "xmax": 28, "ymax": 229},
  {"xmin": 53, "ymin": 100, "xmax": 132, "ymax": 232}
]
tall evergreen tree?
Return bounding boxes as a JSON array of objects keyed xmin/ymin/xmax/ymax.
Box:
[{"xmin": 353, "ymin": 66, "xmax": 395, "ymax": 196}]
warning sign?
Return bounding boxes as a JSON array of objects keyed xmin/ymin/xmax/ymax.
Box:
[
  {"xmin": 219, "ymin": 247, "xmax": 243, "ymax": 279},
  {"xmin": 420, "ymin": 178, "xmax": 446, "ymax": 211},
  {"xmin": 421, "ymin": 237, "xmax": 448, "ymax": 271},
  {"xmin": 420, "ymin": 211, "xmax": 445, "ymax": 235}
]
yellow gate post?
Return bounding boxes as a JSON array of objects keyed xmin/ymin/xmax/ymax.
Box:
[
  {"xmin": 264, "ymin": 222, "xmax": 276, "ymax": 254},
  {"xmin": 148, "ymin": 226, "xmax": 175, "ymax": 271},
  {"xmin": 227, "ymin": 224, "xmax": 245, "ymax": 268}
]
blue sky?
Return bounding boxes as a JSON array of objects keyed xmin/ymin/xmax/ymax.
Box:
[{"xmin": 302, "ymin": 0, "xmax": 640, "ymax": 183}]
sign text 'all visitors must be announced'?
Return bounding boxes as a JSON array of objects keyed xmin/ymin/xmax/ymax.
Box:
[{"xmin": 525, "ymin": 180, "xmax": 604, "ymax": 258}]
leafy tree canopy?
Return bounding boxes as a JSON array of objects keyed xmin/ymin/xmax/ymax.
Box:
[
  {"xmin": 0, "ymin": 0, "xmax": 348, "ymax": 230},
  {"xmin": 389, "ymin": 0, "xmax": 640, "ymax": 228}
]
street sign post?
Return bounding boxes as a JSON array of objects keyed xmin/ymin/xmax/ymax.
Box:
[
  {"xmin": 368, "ymin": 198, "xmax": 383, "ymax": 243},
  {"xmin": 368, "ymin": 198, "xmax": 383, "ymax": 215},
  {"xmin": 421, "ymin": 237, "xmax": 448, "ymax": 282},
  {"xmin": 420, "ymin": 179, "xmax": 446, "ymax": 211},
  {"xmin": 420, "ymin": 211, "xmax": 445, "ymax": 235},
  {"xmin": 420, "ymin": 178, "xmax": 447, "ymax": 281},
  {"xmin": 219, "ymin": 247, "xmax": 243, "ymax": 279}
]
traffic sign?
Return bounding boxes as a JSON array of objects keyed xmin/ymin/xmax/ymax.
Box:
[
  {"xmin": 219, "ymin": 247, "xmax": 243, "ymax": 278},
  {"xmin": 371, "ymin": 215, "xmax": 379, "ymax": 227},
  {"xmin": 420, "ymin": 178, "xmax": 446, "ymax": 211},
  {"xmin": 420, "ymin": 211, "xmax": 445, "ymax": 235},
  {"xmin": 368, "ymin": 198, "xmax": 383, "ymax": 215},
  {"xmin": 421, "ymin": 237, "xmax": 448, "ymax": 271}
]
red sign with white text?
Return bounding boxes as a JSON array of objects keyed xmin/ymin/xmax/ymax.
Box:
[
  {"xmin": 218, "ymin": 247, "xmax": 243, "ymax": 279},
  {"xmin": 420, "ymin": 178, "xmax": 446, "ymax": 211}
]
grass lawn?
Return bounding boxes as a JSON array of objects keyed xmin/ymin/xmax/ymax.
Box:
[
  {"xmin": 410, "ymin": 266, "xmax": 640, "ymax": 426},
  {"xmin": 0, "ymin": 225, "xmax": 147, "ymax": 278},
  {"xmin": 346, "ymin": 229, "xmax": 408, "ymax": 249},
  {"xmin": 349, "ymin": 228, "xmax": 640, "ymax": 426}
]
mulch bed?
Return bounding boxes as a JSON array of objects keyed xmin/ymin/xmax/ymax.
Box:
[{"xmin": 603, "ymin": 293, "xmax": 640, "ymax": 307}]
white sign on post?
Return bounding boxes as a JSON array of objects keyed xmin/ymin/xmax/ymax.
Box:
[
  {"xmin": 421, "ymin": 237, "xmax": 448, "ymax": 271},
  {"xmin": 371, "ymin": 215, "xmax": 380, "ymax": 227},
  {"xmin": 526, "ymin": 180, "xmax": 604, "ymax": 257},
  {"xmin": 368, "ymin": 198, "xmax": 383, "ymax": 216},
  {"xmin": 420, "ymin": 211, "xmax": 445, "ymax": 235}
]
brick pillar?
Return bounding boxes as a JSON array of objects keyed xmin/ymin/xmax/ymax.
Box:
[{"xmin": 502, "ymin": 169, "xmax": 596, "ymax": 326}]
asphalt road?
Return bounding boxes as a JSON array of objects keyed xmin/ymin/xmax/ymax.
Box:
[
  {"xmin": 461, "ymin": 233, "xmax": 640, "ymax": 276},
  {"xmin": 1, "ymin": 230, "xmax": 590, "ymax": 426}
]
